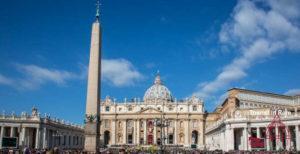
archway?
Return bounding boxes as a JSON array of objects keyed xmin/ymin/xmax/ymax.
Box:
[
  {"xmin": 192, "ymin": 130, "xmax": 198, "ymax": 144},
  {"xmin": 104, "ymin": 131, "xmax": 110, "ymax": 146}
]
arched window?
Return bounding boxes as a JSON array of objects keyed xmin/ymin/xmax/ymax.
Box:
[
  {"xmin": 104, "ymin": 131, "xmax": 110, "ymax": 146},
  {"xmin": 192, "ymin": 130, "xmax": 198, "ymax": 144}
]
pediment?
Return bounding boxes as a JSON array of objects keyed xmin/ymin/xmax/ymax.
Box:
[{"xmin": 138, "ymin": 107, "xmax": 162, "ymax": 114}]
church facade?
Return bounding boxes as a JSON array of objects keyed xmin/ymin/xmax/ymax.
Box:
[
  {"xmin": 83, "ymin": 4, "xmax": 300, "ymax": 152},
  {"xmin": 99, "ymin": 74, "xmax": 205, "ymax": 149}
]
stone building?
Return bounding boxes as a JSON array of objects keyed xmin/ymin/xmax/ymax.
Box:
[
  {"xmin": 0, "ymin": 108, "xmax": 84, "ymax": 150},
  {"xmin": 99, "ymin": 74, "xmax": 205, "ymax": 149},
  {"xmin": 205, "ymin": 88, "xmax": 300, "ymax": 151}
]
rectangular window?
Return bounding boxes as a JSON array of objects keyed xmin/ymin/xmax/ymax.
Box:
[
  {"xmin": 168, "ymin": 134, "xmax": 174, "ymax": 144},
  {"xmin": 193, "ymin": 105, "xmax": 197, "ymax": 111},
  {"xmin": 128, "ymin": 134, "xmax": 133, "ymax": 144}
]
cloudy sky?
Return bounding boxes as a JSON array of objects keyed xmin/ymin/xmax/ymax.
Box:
[{"xmin": 0, "ymin": 0, "xmax": 300, "ymax": 124}]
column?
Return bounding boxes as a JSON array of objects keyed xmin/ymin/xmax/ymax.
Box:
[
  {"xmin": 10, "ymin": 127, "xmax": 15, "ymax": 137},
  {"xmin": 20, "ymin": 127, "xmax": 26, "ymax": 147},
  {"xmin": 35, "ymin": 127, "xmax": 40, "ymax": 149},
  {"xmin": 136, "ymin": 120, "xmax": 140, "ymax": 144},
  {"xmin": 184, "ymin": 120, "xmax": 189, "ymax": 146},
  {"xmin": 266, "ymin": 127, "xmax": 271, "ymax": 150},
  {"xmin": 243, "ymin": 127, "xmax": 248, "ymax": 151},
  {"xmin": 43, "ymin": 127, "xmax": 47, "ymax": 149},
  {"xmin": 199, "ymin": 121, "xmax": 204, "ymax": 146},
  {"xmin": 295, "ymin": 107, "xmax": 298, "ymax": 116},
  {"xmin": 123, "ymin": 120, "xmax": 127, "ymax": 144},
  {"xmin": 111, "ymin": 120, "xmax": 116, "ymax": 145},
  {"xmin": 296, "ymin": 125, "xmax": 300, "ymax": 151},
  {"xmin": 257, "ymin": 127, "xmax": 261, "ymax": 138},
  {"xmin": 0, "ymin": 126, "xmax": 4, "ymax": 149},
  {"xmin": 225, "ymin": 126, "xmax": 234, "ymax": 151},
  {"xmin": 174, "ymin": 120, "xmax": 177, "ymax": 145},
  {"xmin": 143, "ymin": 120, "xmax": 147, "ymax": 144},
  {"xmin": 286, "ymin": 126, "xmax": 290, "ymax": 150},
  {"xmin": 133, "ymin": 120, "xmax": 136, "ymax": 144},
  {"xmin": 276, "ymin": 126, "xmax": 281, "ymax": 150}
]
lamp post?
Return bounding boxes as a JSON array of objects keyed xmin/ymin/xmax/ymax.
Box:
[{"xmin": 154, "ymin": 111, "xmax": 170, "ymax": 154}]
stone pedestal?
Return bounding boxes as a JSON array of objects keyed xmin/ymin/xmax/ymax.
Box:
[{"xmin": 85, "ymin": 122, "xmax": 99, "ymax": 152}]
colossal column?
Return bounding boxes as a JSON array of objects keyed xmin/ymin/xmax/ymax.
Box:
[{"xmin": 84, "ymin": 2, "xmax": 101, "ymax": 153}]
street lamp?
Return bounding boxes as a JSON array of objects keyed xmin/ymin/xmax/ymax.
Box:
[{"xmin": 154, "ymin": 115, "xmax": 170, "ymax": 154}]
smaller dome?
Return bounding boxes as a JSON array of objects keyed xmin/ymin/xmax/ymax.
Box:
[{"xmin": 143, "ymin": 73, "xmax": 172, "ymax": 102}]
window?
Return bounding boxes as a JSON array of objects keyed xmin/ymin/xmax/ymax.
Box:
[
  {"xmin": 193, "ymin": 105, "xmax": 197, "ymax": 111},
  {"xmin": 180, "ymin": 107, "xmax": 183, "ymax": 111},
  {"xmin": 168, "ymin": 134, "xmax": 174, "ymax": 144},
  {"xmin": 157, "ymin": 107, "xmax": 161, "ymax": 110},
  {"xmin": 140, "ymin": 138, "xmax": 144, "ymax": 144},
  {"xmin": 128, "ymin": 134, "xmax": 133, "ymax": 144},
  {"xmin": 169, "ymin": 107, "xmax": 173, "ymax": 111},
  {"xmin": 105, "ymin": 106, "xmax": 110, "ymax": 112},
  {"xmin": 118, "ymin": 107, "xmax": 122, "ymax": 111},
  {"xmin": 128, "ymin": 106, "xmax": 133, "ymax": 111}
]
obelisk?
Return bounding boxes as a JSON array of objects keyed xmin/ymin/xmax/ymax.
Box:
[{"xmin": 84, "ymin": 1, "xmax": 101, "ymax": 153}]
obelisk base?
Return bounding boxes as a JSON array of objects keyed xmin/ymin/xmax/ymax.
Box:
[{"xmin": 84, "ymin": 122, "xmax": 99, "ymax": 153}]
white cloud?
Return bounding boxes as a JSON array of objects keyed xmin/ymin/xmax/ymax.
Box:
[
  {"xmin": 0, "ymin": 58, "xmax": 143, "ymax": 90},
  {"xmin": 0, "ymin": 74, "xmax": 14, "ymax": 86},
  {"xmin": 102, "ymin": 59, "xmax": 143, "ymax": 87},
  {"xmin": 15, "ymin": 64, "xmax": 79, "ymax": 90},
  {"xmin": 194, "ymin": 0, "xmax": 300, "ymax": 101},
  {"xmin": 284, "ymin": 89, "xmax": 300, "ymax": 96}
]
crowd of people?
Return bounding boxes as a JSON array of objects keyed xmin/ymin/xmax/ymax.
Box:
[
  {"xmin": 0, "ymin": 147, "xmax": 83, "ymax": 154},
  {"xmin": 0, "ymin": 148, "xmax": 298, "ymax": 154}
]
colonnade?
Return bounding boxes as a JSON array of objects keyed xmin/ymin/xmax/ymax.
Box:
[
  {"xmin": 0, "ymin": 126, "xmax": 84, "ymax": 150},
  {"xmin": 224, "ymin": 125, "xmax": 300, "ymax": 151}
]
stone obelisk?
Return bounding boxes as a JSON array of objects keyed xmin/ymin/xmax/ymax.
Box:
[{"xmin": 84, "ymin": 1, "xmax": 101, "ymax": 153}]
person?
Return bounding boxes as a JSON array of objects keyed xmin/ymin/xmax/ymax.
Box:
[
  {"xmin": 53, "ymin": 147, "xmax": 59, "ymax": 154},
  {"xmin": 46, "ymin": 148, "xmax": 54, "ymax": 154},
  {"xmin": 23, "ymin": 146, "xmax": 30, "ymax": 154}
]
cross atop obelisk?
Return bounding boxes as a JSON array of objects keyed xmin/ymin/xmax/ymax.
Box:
[{"xmin": 84, "ymin": 0, "xmax": 102, "ymax": 153}]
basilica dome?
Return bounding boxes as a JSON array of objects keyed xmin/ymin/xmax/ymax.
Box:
[{"xmin": 143, "ymin": 74, "xmax": 173, "ymax": 102}]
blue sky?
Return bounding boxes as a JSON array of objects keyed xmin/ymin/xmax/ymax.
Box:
[{"xmin": 0, "ymin": 0, "xmax": 300, "ymax": 124}]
